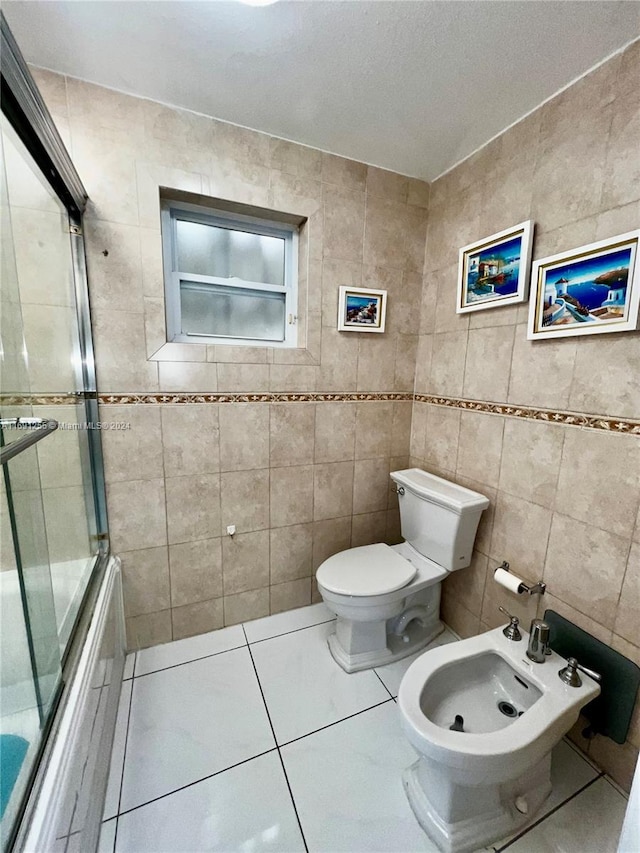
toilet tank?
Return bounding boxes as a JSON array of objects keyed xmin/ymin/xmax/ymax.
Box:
[{"xmin": 390, "ymin": 468, "xmax": 489, "ymax": 571}]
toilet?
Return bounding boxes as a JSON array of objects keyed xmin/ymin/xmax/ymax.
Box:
[
  {"xmin": 397, "ymin": 625, "xmax": 601, "ymax": 853},
  {"xmin": 315, "ymin": 468, "xmax": 489, "ymax": 673}
]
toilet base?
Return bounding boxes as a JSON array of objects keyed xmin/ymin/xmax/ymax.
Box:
[
  {"xmin": 327, "ymin": 617, "xmax": 444, "ymax": 673},
  {"xmin": 403, "ymin": 752, "xmax": 552, "ymax": 853}
]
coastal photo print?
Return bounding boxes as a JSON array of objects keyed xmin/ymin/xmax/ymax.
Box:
[
  {"xmin": 456, "ymin": 220, "xmax": 534, "ymax": 313},
  {"xmin": 337, "ymin": 286, "xmax": 387, "ymax": 333},
  {"xmin": 527, "ymin": 230, "xmax": 640, "ymax": 340}
]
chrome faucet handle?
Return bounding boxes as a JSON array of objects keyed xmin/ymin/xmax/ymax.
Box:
[
  {"xmin": 526, "ymin": 618, "xmax": 551, "ymax": 663},
  {"xmin": 558, "ymin": 657, "xmax": 602, "ymax": 687},
  {"xmin": 499, "ymin": 606, "xmax": 522, "ymax": 641}
]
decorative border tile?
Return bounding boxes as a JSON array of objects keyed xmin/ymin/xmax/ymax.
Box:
[
  {"xmin": 0, "ymin": 393, "xmax": 87, "ymax": 406},
  {"xmin": 415, "ymin": 394, "xmax": 640, "ymax": 435},
  {"xmin": 96, "ymin": 392, "xmax": 414, "ymax": 405}
]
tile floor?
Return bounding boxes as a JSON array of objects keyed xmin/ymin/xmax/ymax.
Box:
[{"xmin": 100, "ymin": 603, "xmax": 628, "ymax": 853}]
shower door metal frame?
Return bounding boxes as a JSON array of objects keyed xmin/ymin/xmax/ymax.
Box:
[{"xmin": 1, "ymin": 11, "xmax": 112, "ymax": 850}]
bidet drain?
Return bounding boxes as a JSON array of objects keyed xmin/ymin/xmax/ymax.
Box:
[{"xmin": 498, "ymin": 701, "xmax": 518, "ymax": 718}]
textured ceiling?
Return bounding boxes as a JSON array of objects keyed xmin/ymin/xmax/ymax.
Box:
[{"xmin": 4, "ymin": 1, "xmax": 640, "ymax": 180}]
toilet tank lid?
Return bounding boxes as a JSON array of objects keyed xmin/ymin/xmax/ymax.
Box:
[{"xmin": 390, "ymin": 469, "xmax": 490, "ymax": 514}]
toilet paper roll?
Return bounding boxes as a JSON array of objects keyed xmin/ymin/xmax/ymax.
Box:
[{"xmin": 494, "ymin": 567, "xmax": 523, "ymax": 595}]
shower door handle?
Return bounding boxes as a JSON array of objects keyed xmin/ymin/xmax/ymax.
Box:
[{"xmin": 0, "ymin": 417, "xmax": 59, "ymax": 464}]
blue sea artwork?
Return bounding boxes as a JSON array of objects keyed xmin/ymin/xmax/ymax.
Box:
[
  {"xmin": 465, "ymin": 235, "xmax": 523, "ymax": 304},
  {"xmin": 542, "ymin": 246, "xmax": 632, "ymax": 327},
  {"xmin": 345, "ymin": 294, "xmax": 379, "ymax": 324}
]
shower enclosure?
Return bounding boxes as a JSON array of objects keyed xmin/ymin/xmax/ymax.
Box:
[{"xmin": 1, "ymin": 16, "xmax": 116, "ymax": 852}]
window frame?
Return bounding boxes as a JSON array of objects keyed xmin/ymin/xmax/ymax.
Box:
[{"xmin": 161, "ymin": 198, "xmax": 299, "ymax": 348}]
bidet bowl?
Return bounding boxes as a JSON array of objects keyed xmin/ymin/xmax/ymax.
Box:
[{"xmin": 398, "ymin": 626, "xmax": 600, "ymax": 785}]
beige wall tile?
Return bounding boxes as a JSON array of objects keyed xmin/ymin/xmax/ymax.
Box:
[
  {"xmin": 165, "ymin": 473, "xmax": 221, "ymax": 544},
  {"xmin": 314, "ymin": 402, "xmax": 356, "ymax": 463},
  {"xmin": 568, "ymin": 335, "xmax": 640, "ymax": 420},
  {"xmin": 323, "ymin": 185, "xmax": 365, "ymax": 262},
  {"xmin": 456, "ymin": 411, "xmax": 504, "ymax": 488},
  {"xmin": 508, "ymin": 326, "xmax": 578, "ymax": 410},
  {"xmin": 614, "ymin": 542, "xmax": 640, "ymax": 647},
  {"xmin": 100, "ymin": 405, "xmax": 163, "ymax": 483},
  {"xmin": 217, "ymin": 364, "xmax": 270, "ymax": 393},
  {"xmin": 353, "ymin": 459, "xmax": 390, "ymax": 515},
  {"xmin": 463, "ymin": 326, "xmax": 515, "ymax": 402},
  {"xmin": 161, "ymin": 405, "xmax": 219, "ymax": 477},
  {"xmin": 120, "ymin": 546, "xmax": 170, "ymax": 618},
  {"xmin": 270, "ymin": 464, "xmax": 314, "ymax": 528},
  {"xmin": 480, "ymin": 571, "xmax": 539, "ymax": 632},
  {"xmin": 351, "ymin": 511, "xmax": 388, "ymax": 547},
  {"xmin": 442, "ymin": 551, "xmax": 489, "ymax": 617},
  {"xmin": 555, "ymin": 430, "xmax": 640, "ymax": 538},
  {"xmin": 414, "ymin": 334, "xmax": 433, "ymax": 394},
  {"xmin": 317, "ymin": 327, "xmax": 359, "ymax": 391},
  {"xmin": 430, "ymin": 332, "xmax": 467, "ymax": 396},
  {"xmin": 84, "ymin": 219, "xmax": 144, "ymax": 314},
  {"xmin": 270, "ymin": 578, "xmax": 312, "ymax": 614},
  {"xmin": 222, "ymin": 529, "xmax": 269, "ymax": 595},
  {"xmin": 126, "ymin": 610, "xmax": 172, "ymax": 651},
  {"xmin": 409, "ymin": 402, "xmax": 427, "ymax": 460},
  {"xmin": 355, "ymin": 402, "xmax": 393, "ymax": 459},
  {"xmin": 223, "ymin": 587, "xmax": 269, "ymax": 626},
  {"xmin": 489, "ymin": 492, "xmax": 552, "ymax": 578},
  {"xmin": 407, "ymin": 178, "xmax": 430, "ymax": 210},
  {"xmin": 424, "ymin": 406, "xmax": 461, "ymax": 471},
  {"xmin": 270, "ymin": 523, "xmax": 313, "ymax": 584},
  {"xmin": 269, "ymin": 365, "xmax": 318, "ymax": 392},
  {"xmin": 269, "ymin": 403, "xmax": 315, "ymax": 467},
  {"xmin": 221, "ymin": 469, "xmax": 270, "ymax": 534},
  {"xmin": 321, "ymin": 153, "xmax": 367, "ymax": 190},
  {"xmin": 171, "ymin": 598, "xmax": 224, "ymax": 641},
  {"xmin": 441, "ymin": 596, "xmax": 480, "ymax": 639},
  {"xmin": 93, "ymin": 310, "xmax": 159, "ymax": 392},
  {"xmin": 219, "ymin": 404, "xmax": 270, "ymax": 472},
  {"xmin": 169, "ymin": 538, "xmax": 223, "ymax": 607},
  {"xmin": 314, "ymin": 461, "xmax": 354, "ymax": 521},
  {"xmin": 158, "ymin": 362, "xmax": 218, "ymax": 393},
  {"xmin": 312, "ymin": 517, "xmax": 352, "ymax": 570},
  {"xmin": 601, "ymin": 89, "xmax": 640, "ymax": 210},
  {"xmin": 589, "ymin": 736, "xmax": 638, "ymax": 793},
  {"xmin": 499, "ymin": 418, "xmax": 563, "ymax": 508},
  {"xmin": 107, "ymin": 478, "xmax": 167, "ymax": 552},
  {"xmin": 356, "ymin": 335, "xmax": 398, "ymax": 393},
  {"xmin": 433, "ymin": 265, "xmax": 469, "ymax": 334},
  {"xmin": 391, "ymin": 402, "xmax": 412, "ymax": 456},
  {"xmin": 545, "ymin": 513, "xmax": 629, "ymax": 627},
  {"xmin": 366, "ymin": 166, "xmax": 409, "ymax": 203}
]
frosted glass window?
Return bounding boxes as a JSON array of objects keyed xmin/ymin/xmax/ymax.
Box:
[
  {"xmin": 176, "ymin": 220, "xmax": 285, "ymax": 286},
  {"xmin": 180, "ymin": 282, "xmax": 286, "ymax": 341}
]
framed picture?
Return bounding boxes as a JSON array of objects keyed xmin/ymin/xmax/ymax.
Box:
[
  {"xmin": 337, "ymin": 286, "xmax": 387, "ymax": 333},
  {"xmin": 527, "ymin": 230, "xmax": 640, "ymax": 340},
  {"xmin": 456, "ymin": 220, "xmax": 534, "ymax": 313}
]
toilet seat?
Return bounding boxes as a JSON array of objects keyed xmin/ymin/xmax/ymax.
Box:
[{"xmin": 316, "ymin": 543, "xmax": 417, "ymax": 597}]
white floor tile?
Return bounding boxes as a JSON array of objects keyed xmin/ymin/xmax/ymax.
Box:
[
  {"xmin": 97, "ymin": 819, "xmax": 116, "ymax": 853},
  {"xmin": 103, "ymin": 679, "xmax": 132, "ymax": 820},
  {"xmin": 250, "ymin": 621, "xmax": 390, "ymax": 744},
  {"xmin": 507, "ymin": 776, "xmax": 627, "ymax": 852},
  {"xmin": 374, "ymin": 627, "xmax": 458, "ymax": 697},
  {"xmin": 282, "ymin": 701, "xmax": 437, "ymax": 852},
  {"xmin": 120, "ymin": 647, "xmax": 274, "ymax": 812},
  {"xmin": 244, "ymin": 602, "xmax": 334, "ymax": 644},
  {"xmin": 123, "ymin": 653, "xmax": 135, "ymax": 681},
  {"xmin": 135, "ymin": 624, "xmax": 246, "ymax": 677},
  {"xmin": 493, "ymin": 739, "xmax": 599, "ymax": 848},
  {"xmin": 115, "ymin": 751, "xmax": 304, "ymax": 853}
]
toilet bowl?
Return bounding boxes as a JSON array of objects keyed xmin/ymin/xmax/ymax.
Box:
[
  {"xmin": 315, "ymin": 469, "xmax": 489, "ymax": 672},
  {"xmin": 397, "ymin": 626, "xmax": 601, "ymax": 853}
]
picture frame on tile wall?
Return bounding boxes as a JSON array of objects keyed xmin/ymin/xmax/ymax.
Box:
[
  {"xmin": 337, "ymin": 286, "xmax": 387, "ymax": 333},
  {"xmin": 456, "ymin": 220, "xmax": 534, "ymax": 313},
  {"xmin": 527, "ymin": 230, "xmax": 640, "ymax": 340}
]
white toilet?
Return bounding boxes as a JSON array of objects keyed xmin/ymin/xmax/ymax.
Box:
[
  {"xmin": 315, "ymin": 468, "xmax": 489, "ymax": 673},
  {"xmin": 398, "ymin": 626, "xmax": 601, "ymax": 853}
]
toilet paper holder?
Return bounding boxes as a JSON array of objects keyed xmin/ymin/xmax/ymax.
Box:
[{"xmin": 495, "ymin": 561, "xmax": 546, "ymax": 596}]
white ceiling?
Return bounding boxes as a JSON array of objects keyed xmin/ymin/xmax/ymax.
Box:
[{"xmin": 4, "ymin": 1, "xmax": 640, "ymax": 180}]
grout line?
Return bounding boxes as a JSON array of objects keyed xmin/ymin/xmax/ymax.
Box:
[
  {"xmin": 247, "ymin": 617, "xmax": 336, "ymax": 646},
  {"xmin": 242, "ymin": 623, "xmax": 309, "ymax": 853},
  {"xmin": 115, "ymin": 747, "xmax": 279, "ymax": 820},
  {"xmin": 373, "ymin": 668, "xmax": 395, "ymax": 701},
  {"xmin": 133, "ymin": 642, "xmax": 247, "ymax": 679},
  {"xmin": 278, "ymin": 697, "xmax": 395, "ymax": 749},
  {"xmin": 496, "ymin": 771, "xmax": 605, "ymax": 852},
  {"xmin": 561, "ymin": 734, "xmax": 601, "ymax": 773}
]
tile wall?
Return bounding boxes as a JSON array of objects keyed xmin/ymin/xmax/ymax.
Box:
[
  {"xmin": 411, "ymin": 39, "xmax": 640, "ymax": 789},
  {"xmin": 28, "ymin": 66, "xmax": 429, "ymax": 645}
]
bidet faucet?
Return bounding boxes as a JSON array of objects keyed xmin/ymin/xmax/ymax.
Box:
[
  {"xmin": 498, "ymin": 606, "xmax": 522, "ymax": 641},
  {"xmin": 526, "ymin": 618, "xmax": 551, "ymax": 663}
]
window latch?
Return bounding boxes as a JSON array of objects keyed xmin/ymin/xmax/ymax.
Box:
[{"xmin": 288, "ymin": 314, "xmax": 298, "ymax": 325}]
